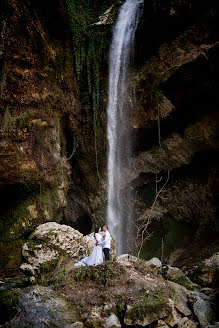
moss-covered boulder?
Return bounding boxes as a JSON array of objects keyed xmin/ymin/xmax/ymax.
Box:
[
  {"xmin": 162, "ymin": 265, "xmax": 201, "ymax": 290},
  {"xmin": 186, "ymin": 252, "xmax": 219, "ymax": 288},
  {"xmin": 0, "ymin": 289, "xmax": 18, "ymax": 325}
]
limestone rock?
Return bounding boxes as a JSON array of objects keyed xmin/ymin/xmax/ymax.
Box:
[
  {"xmin": 117, "ymin": 254, "xmax": 137, "ymax": 263},
  {"xmin": 70, "ymin": 323, "xmax": 84, "ymax": 328},
  {"xmin": 145, "ymin": 257, "xmax": 162, "ymax": 273},
  {"xmin": 188, "ymin": 252, "xmax": 219, "ymax": 287},
  {"xmin": 167, "ymin": 281, "xmax": 192, "ymax": 316},
  {"xmin": 3, "ymin": 285, "xmax": 78, "ymax": 328},
  {"xmin": 188, "ymin": 290, "xmax": 214, "ymax": 327},
  {"xmin": 84, "ymin": 306, "xmax": 105, "ymax": 326},
  {"xmin": 20, "ymin": 222, "xmax": 90, "ymax": 276},
  {"xmin": 155, "ymin": 320, "xmax": 169, "ymax": 328},
  {"xmin": 104, "ymin": 313, "xmax": 121, "ymax": 328},
  {"xmin": 164, "ymin": 300, "xmax": 183, "ymax": 327},
  {"xmin": 162, "ymin": 265, "xmax": 200, "ymax": 290},
  {"xmin": 94, "ymin": 5, "xmax": 115, "ymax": 25},
  {"xmin": 177, "ymin": 317, "xmax": 197, "ymax": 328}
]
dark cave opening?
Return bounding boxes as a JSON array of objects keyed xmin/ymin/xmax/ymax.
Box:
[
  {"xmin": 61, "ymin": 209, "xmax": 93, "ymax": 236},
  {"xmin": 137, "ymin": 147, "xmax": 219, "ymax": 266},
  {"xmin": 61, "ymin": 188, "xmax": 93, "ymax": 236},
  {"xmin": 73, "ymin": 214, "xmax": 93, "ymax": 236},
  {"xmin": 134, "ymin": 45, "xmax": 219, "ymax": 154},
  {"xmin": 0, "ymin": 183, "xmax": 40, "ymax": 240}
]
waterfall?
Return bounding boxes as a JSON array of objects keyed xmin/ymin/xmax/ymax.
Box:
[{"xmin": 106, "ymin": 0, "xmax": 144, "ymax": 255}]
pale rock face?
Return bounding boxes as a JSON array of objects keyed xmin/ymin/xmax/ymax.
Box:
[
  {"xmin": 20, "ymin": 222, "xmax": 89, "ymax": 276},
  {"xmin": 188, "ymin": 291, "xmax": 214, "ymax": 327},
  {"xmin": 177, "ymin": 317, "xmax": 197, "ymax": 328},
  {"xmin": 116, "ymin": 254, "xmax": 137, "ymax": 263},
  {"xmin": 167, "ymin": 281, "xmax": 192, "ymax": 316},
  {"xmin": 69, "ymin": 322, "xmax": 84, "ymax": 328},
  {"xmin": 104, "ymin": 313, "xmax": 121, "ymax": 328},
  {"xmin": 165, "ymin": 298, "xmax": 198, "ymax": 327},
  {"xmin": 191, "ymin": 252, "xmax": 219, "ymax": 287},
  {"xmin": 155, "ymin": 319, "xmax": 169, "ymax": 328},
  {"xmin": 84, "ymin": 306, "xmax": 105, "ymax": 326},
  {"xmin": 145, "ymin": 257, "xmax": 162, "ymax": 268},
  {"xmin": 70, "ymin": 323, "xmax": 84, "ymax": 328},
  {"xmin": 204, "ymin": 252, "xmax": 219, "ymax": 267},
  {"xmin": 94, "ymin": 5, "xmax": 115, "ymax": 25},
  {"xmin": 20, "ymin": 245, "xmax": 59, "ymax": 275}
]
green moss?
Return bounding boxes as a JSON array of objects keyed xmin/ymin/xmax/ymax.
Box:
[
  {"xmin": 0, "ymin": 289, "xmax": 18, "ymax": 324},
  {"xmin": 2, "ymin": 106, "xmax": 27, "ymax": 133},
  {"xmin": 0, "ymin": 196, "xmax": 35, "ymax": 243},
  {"xmin": 65, "ymin": 0, "xmax": 117, "ymax": 179},
  {"xmin": 71, "ymin": 261, "xmax": 120, "ymax": 287},
  {"xmin": 0, "ymin": 181, "xmax": 62, "ymax": 274},
  {"xmin": 171, "ymin": 276, "xmax": 201, "ymax": 291},
  {"xmin": 125, "ymin": 289, "xmax": 168, "ymax": 322},
  {"xmin": 37, "ymin": 258, "xmax": 60, "ymax": 286}
]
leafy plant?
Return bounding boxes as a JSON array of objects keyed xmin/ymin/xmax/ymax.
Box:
[{"xmin": 72, "ymin": 262, "xmax": 116, "ymax": 287}]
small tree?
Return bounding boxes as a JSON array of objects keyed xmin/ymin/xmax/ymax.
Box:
[{"xmin": 123, "ymin": 171, "xmax": 169, "ymax": 259}]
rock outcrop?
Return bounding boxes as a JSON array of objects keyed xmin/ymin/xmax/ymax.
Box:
[
  {"xmin": 20, "ymin": 222, "xmax": 116, "ymax": 278},
  {"xmin": 2, "ymin": 256, "xmax": 218, "ymax": 327},
  {"xmin": 186, "ymin": 252, "xmax": 219, "ymax": 288}
]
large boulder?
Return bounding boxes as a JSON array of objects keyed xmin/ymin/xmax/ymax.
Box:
[
  {"xmin": 162, "ymin": 265, "xmax": 200, "ymax": 290},
  {"xmin": 20, "ymin": 222, "xmax": 116, "ymax": 277},
  {"xmin": 2, "ymin": 285, "xmax": 78, "ymax": 328},
  {"xmin": 187, "ymin": 252, "xmax": 219, "ymax": 287},
  {"xmin": 116, "ymin": 254, "xmax": 137, "ymax": 263},
  {"xmin": 188, "ymin": 290, "xmax": 215, "ymax": 328},
  {"xmin": 20, "ymin": 222, "xmax": 89, "ymax": 276}
]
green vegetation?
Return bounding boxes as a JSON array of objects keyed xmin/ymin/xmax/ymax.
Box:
[
  {"xmin": 37, "ymin": 259, "xmax": 60, "ymax": 286},
  {"xmin": 2, "ymin": 106, "xmax": 27, "ymax": 133},
  {"xmin": 128, "ymin": 289, "xmax": 167, "ymax": 321},
  {"xmin": 0, "ymin": 289, "xmax": 18, "ymax": 325},
  {"xmin": 55, "ymin": 267, "xmax": 66, "ymax": 284},
  {"xmin": 72, "ymin": 261, "xmax": 117, "ymax": 287},
  {"xmin": 65, "ymin": 0, "xmax": 117, "ymax": 178}
]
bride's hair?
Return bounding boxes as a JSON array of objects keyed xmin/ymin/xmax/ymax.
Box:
[{"xmin": 94, "ymin": 226, "xmax": 100, "ymax": 237}]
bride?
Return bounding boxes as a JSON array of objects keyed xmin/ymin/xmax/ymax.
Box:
[{"xmin": 74, "ymin": 227, "xmax": 103, "ymax": 267}]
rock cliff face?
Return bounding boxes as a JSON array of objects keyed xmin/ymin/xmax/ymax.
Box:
[{"xmin": 0, "ymin": 0, "xmax": 218, "ymax": 275}]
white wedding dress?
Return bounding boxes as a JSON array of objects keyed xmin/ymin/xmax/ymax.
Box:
[{"xmin": 74, "ymin": 233, "xmax": 103, "ymax": 267}]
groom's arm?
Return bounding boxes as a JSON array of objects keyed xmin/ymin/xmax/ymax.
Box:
[{"xmin": 100, "ymin": 237, "xmax": 105, "ymax": 247}]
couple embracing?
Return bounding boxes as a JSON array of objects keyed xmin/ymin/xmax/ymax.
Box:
[{"xmin": 75, "ymin": 226, "xmax": 111, "ymax": 267}]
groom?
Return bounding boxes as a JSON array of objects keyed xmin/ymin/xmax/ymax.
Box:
[{"xmin": 101, "ymin": 225, "xmax": 111, "ymax": 261}]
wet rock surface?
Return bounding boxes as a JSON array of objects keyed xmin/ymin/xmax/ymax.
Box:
[{"xmin": 1, "ymin": 286, "xmax": 77, "ymax": 328}]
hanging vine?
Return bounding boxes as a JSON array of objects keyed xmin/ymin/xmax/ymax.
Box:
[{"xmin": 65, "ymin": 0, "xmax": 115, "ymax": 180}]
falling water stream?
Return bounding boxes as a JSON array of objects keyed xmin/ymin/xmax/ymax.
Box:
[{"xmin": 106, "ymin": 0, "xmax": 144, "ymax": 255}]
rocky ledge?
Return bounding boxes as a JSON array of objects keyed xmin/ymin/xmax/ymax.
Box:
[{"xmin": 0, "ymin": 223, "xmax": 218, "ymax": 328}]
